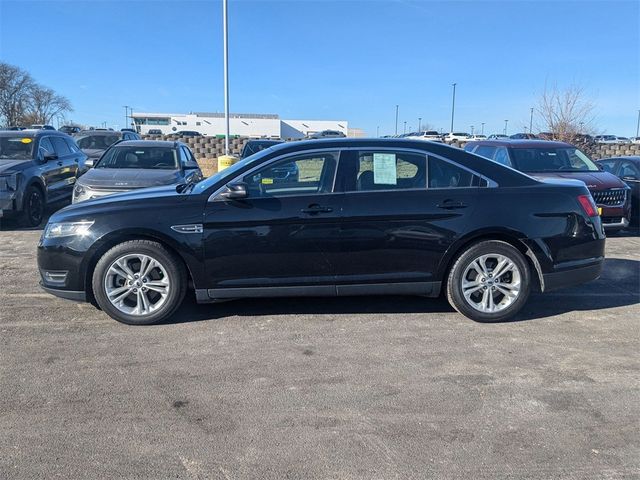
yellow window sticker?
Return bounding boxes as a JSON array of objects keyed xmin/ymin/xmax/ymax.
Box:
[
  {"xmin": 21, "ymin": 138, "xmax": 33, "ymax": 144},
  {"xmin": 261, "ymin": 178, "xmax": 274, "ymax": 185}
]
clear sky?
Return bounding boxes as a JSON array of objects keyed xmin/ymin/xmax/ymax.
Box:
[{"xmin": 1, "ymin": 0, "xmax": 638, "ymax": 136}]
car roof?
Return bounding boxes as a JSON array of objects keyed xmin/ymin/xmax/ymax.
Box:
[
  {"xmin": 598, "ymin": 156, "xmax": 640, "ymax": 163},
  {"xmin": 75, "ymin": 130, "xmax": 123, "ymax": 136},
  {"xmin": 0, "ymin": 129, "xmax": 68, "ymax": 138},
  {"xmin": 467, "ymin": 139, "xmax": 573, "ymax": 148},
  {"xmin": 115, "ymin": 140, "xmax": 180, "ymax": 148}
]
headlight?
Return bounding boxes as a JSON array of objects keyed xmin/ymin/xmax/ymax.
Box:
[
  {"xmin": 44, "ymin": 221, "xmax": 94, "ymax": 239},
  {"xmin": 0, "ymin": 172, "xmax": 19, "ymax": 191}
]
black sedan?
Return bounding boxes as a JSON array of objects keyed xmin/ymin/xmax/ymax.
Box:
[
  {"xmin": 38, "ymin": 139, "xmax": 605, "ymax": 325},
  {"xmin": 597, "ymin": 156, "xmax": 640, "ymax": 226}
]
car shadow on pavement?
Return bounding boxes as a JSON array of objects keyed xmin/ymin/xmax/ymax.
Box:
[{"xmin": 161, "ymin": 257, "xmax": 639, "ymax": 325}]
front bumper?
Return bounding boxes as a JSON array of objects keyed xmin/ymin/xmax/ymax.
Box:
[{"xmin": 40, "ymin": 283, "xmax": 86, "ymax": 302}]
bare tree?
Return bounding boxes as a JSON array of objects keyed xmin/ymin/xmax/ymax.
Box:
[
  {"xmin": 536, "ymin": 82, "xmax": 596, "ymax": 141},
  {"xmin": 24, "ymin": 85, "xmax": 72, "ymax": 125},
  {"xmin": 0, "ymin": 63, "xmax": 34, "ymax": 127}
]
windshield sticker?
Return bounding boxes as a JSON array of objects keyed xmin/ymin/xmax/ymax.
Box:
[
  {"xmin": 373, "ymin": 153, "xmax": 397, "ymax": 185},
  {"xmin": 21, "ymin": 138, "xmax": 33, "ymax": 144}
]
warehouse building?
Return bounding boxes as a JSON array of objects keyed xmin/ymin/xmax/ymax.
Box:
[{"xmin": 131, "ymin": 112, "xmax": 350, "ymax": 139}]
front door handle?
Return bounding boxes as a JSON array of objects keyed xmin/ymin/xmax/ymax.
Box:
[
  {"xmin": 301, "ymin": 204, "xmax": 333, "ymax": 214},
  {"xmin": 437, "ymin": 200, "xmax": 468, "ymax": 210}
]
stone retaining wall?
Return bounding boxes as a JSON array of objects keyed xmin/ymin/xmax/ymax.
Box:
[{"xmin": 143, "ymin": 135, "xmax": 640, "ymax": 178}]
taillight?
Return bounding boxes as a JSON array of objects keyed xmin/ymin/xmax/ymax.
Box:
[{"xmin": 577, "ymin": 194, "xmax": 597, "ymax": 217}]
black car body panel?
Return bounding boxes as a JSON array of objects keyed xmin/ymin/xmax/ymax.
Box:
[{"xmin": 38, "ymin": 139, "xmax": 605, "ymax": 308}]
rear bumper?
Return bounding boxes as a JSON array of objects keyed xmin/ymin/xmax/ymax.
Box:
[{"xmin": 542, "ymin": 258, "xmax": 603, "ymax": 291}]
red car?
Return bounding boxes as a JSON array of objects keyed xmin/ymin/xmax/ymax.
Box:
[{"xmin": 465, "ymin": 140, "xmax": 631, "ymax": 232}]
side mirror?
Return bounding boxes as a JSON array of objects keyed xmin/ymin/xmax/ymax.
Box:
[
  {"xmin": 84, "ymin": 158, "xmax": 95, "ymax": 168},
  {"xmin": 214, "ymin": 182, "xmax": 248, "ymax": 201},
  {"xmin": 43, "ymin": 153, "xmax": 58, "ymax": 162}
]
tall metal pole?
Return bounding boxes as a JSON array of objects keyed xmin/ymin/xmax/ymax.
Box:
[
  {"xmin": 504, "ymin": 119, "xmax": 508, "ymax": 135},
  {"xmin": 481, "ymin": 122, "xmax": 485, "ymax": 135},
  {"xmin": 470, "ymin": 125, "xmax": 474, "ymax": 135},
  {"xmin": 450, "ymin": 83, "xmax": 457, "ymax": 133},
  {"xmin": 376, "ymin": 126, "xmax": 379, "ymax": 138},
  {"xmin": 394, "ymin": 105, "xmax": 399, "ymax": 135},
  {"xmin": 529, "ymin": 107, "xmax": 534, "ymax": 133},
  {"xmin": 636, "ymin": 109, "xmax": 640, "ymax": 137},
  {"xmin": 123, "ymin": 106, "xmax": 129, "ymax": 129},
  {"xmin": 403, "ymin": 121, "xmax": 407, "ymax": 134},
  {"xmin": 223, "ymin": 0, "xmax": 230, "ymax": 156},
  {"xmin": 418, "ymin": 117, "xmax": 422, "ymax": 132}
]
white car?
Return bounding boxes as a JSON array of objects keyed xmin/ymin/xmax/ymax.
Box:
[
  {"xmin": 466, "ymin": 134, "xmax": 487, "ymax": 142},
  {"xmin": 405, "ymin": 130, "xmax": 443, "ymax": 142},
  {"xmin": 630, "ymin": 137, "xmax": 640, "ymax": 144},
  {"xmin": 445, "ymin": 132, "xmax": 471, "ymax": 143},
  {"xmin": 596, "ymin": 135, "xmax": 630, "ymax": 145}
]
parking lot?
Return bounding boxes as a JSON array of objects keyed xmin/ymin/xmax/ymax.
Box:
[{"xmin": 1, "ymin": 220, "xmax": 639, "ymax": 479}]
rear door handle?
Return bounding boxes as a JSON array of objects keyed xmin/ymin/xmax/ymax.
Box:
[
  {"xmin": 437, "ymin": 200, "xmax": 468, "ymax": 210},
  {"xmin": 301, "ymin": 204, "xmax": 333, "ymax": 214}
]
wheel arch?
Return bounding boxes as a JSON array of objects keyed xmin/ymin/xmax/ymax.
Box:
[
  {"xmin": 81, "ymin": 229, "xmax": 199, "ymax": 305},
  {"xmin": 438, "ymin": 228, "xmax": 544, "ymax": 293},
  {"xmin": 22, "ymin": 177, "xmax": 47, "ymax": 205}
]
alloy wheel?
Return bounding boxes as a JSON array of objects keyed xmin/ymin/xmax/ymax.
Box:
[{"xmin": 460, "ymin": 253, "xmax": 521, "ymax": 313}]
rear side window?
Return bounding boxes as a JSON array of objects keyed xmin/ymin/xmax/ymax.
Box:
[
  {"xmin": 474, "ymin": 145, "xmax": 497, "ymax": 159},
  {"xmin": 428, "ymin": 156, "xmax": 487, "ymax": 188},
  {"xmin": 349, "ymin": 151, "xmax": 426, "ymax": 191},
  {"xmin": 51, "ymin": 136, "xmax": 71, "ymax": 155},
  {"xmin": 64, "ymin": 137, "xmax": 80, "ymax": 153}
]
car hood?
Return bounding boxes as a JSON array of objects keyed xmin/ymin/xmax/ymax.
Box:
[
  {"xmin": 81, "ymin": 148, "xmax": 105, "ymax": 158},
  {"xmin": 78, "ymin": 168, "xmax": 182, "ymax": 189},
  {"xmin": 529, "ymin": 171, "xmax": 626, "ymax": 190},
  {"xmin": 0, "ymin": 159, "xmax": 31, "ymax": 174}
]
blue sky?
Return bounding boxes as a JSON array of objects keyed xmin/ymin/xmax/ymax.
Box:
[{"xmin": 1, "ymin": 0, "xmax": 638, "ymax": 136}]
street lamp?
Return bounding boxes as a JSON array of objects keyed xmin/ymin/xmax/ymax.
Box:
[
  {"xmin": 395, "ymin": 105, "xmax": 399, "ymax": 135},
  {"xmin": 529, "ymin": 107, "xmax": 534, "ymax": 133},
  {"xmin": 579, "ymin": 122, "xmax": 584, "ymax": 133},
  {"xmin": 123, "ymin": 105, "xmax": 130, "ymax": 129},
  {"xmin": 450, "ymin": 83, "xmax": 457, "ymax": 133},
  {"xmin": 403, "ymin": 121, "xmax": 407, "ymax": 134},
  {"xmin": 504, "ymin": 119, "xmax": 509, "ymax": 135},
  {"xmin": 470, "ymin": 125, "xmax": 474, "ymax": 135},
  {"xmin": 222, "ymin": 0, "xmax": 230, "ymax": 156},
  {"xmin": 636, "ymin": 109, "xmax": 640, "ymax": 137},
  {"xmin": 481, "ymin": 122, "xmax": 485, "ymax": 135},
  {"xmin": 376, "ymin": 126, "xmax": 379, "ymax": 138}
]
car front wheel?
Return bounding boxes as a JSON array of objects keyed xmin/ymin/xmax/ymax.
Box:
[
  {"xmin": 21, "ymin": 185, "xmax": 45, "ymax": 227},
  {"xmin": 92, "ymin": 240, "xmax": 187, "ymax": 325},
  {"xmin": 446, "ymin": 240, "xmax": 531, "ymax": 322}
]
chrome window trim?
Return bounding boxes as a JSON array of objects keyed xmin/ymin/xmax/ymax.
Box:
[{"xmin": 207, "ymin": 148, "xmax": 341, "ymax": 202}]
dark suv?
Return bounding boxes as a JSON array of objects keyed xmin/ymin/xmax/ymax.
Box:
[
  {"xmin": 0, "ymin": 130, "xmax": 86, "ymax": 226},
  {"xmin": 465, "ymin": 140, "xmax": 632, "ymax": 231},
  {"xmin": 73, "ymin": 130, "xmax": 141, "ymax": 174}
]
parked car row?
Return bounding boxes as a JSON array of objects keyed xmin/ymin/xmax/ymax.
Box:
[{"xmin": 0, "ymin": 128, "xmax": 202, "ymax": 226}]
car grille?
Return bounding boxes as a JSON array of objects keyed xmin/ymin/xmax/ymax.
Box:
[{"xmin": 591, "ymin": 188, "xmax": 626, "ymax": 206}]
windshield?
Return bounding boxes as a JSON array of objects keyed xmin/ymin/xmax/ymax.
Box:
[
  {"xmin": 192, "ymin": 146, "xmax": 276, "ymax": 194},
  {"xmin": 75, "ymin": 134, "xmax": 120, "ymax": 150},
  {"xmin": 96, "ymin": 146, "xmax": 178, "ymax": 169},
  {"xmin": 510, "ymin": 147, "xmax": 599, "ymax": 172},
  {"xmin": 0, "ymin": 135, "xmax": 34, "ymax": 159}
]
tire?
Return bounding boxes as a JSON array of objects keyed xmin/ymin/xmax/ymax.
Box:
[
  {"xmin": 446, "ymin": 240, "xmax": 531, "ymax": 322},
  {"xmin": 92, "ymin": 240, "xmax": 187, "ymax": 325},
  {"xmin": 20, "ymin": 185, "xmax": 45, "ymax": 227}
]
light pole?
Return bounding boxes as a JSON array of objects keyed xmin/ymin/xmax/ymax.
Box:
[
  {"xmin": 376, "ymin": 126, "xmax": 379, "ymax": 138},
  {"xmin": 222, "ymin": 0, "xmax": 230, "ymax": 156},
  {"xmin": 481, "ymin": 122, "xmax": 485, "ymax": 135},
  {"xmin": 470, "ymin": 125, "xmax": 474, "ymax": 135},
  {"xmin": 504, "ymin": 119, "xmax": 508, "ymax": 135},
  {"xmin": 395, "ymin": 105, "xmax": 399, "ymax": 135},
  {"xmin": 123, "ymin": 105, "xmax": 130, "ymax": 129},
  {"xmin": 636, "ymin": 109, "xmax": 640, "ymax": 137},
  {"xmin": 403, "ymin": 121, "xmax": 407, "ymax": 134},
  {"xmin": 418, "ymin": 117, "xmax": 422, "ymax": 132},
  {"xmin": 450, "ymin": 83, "xmax": 457, "ymax": 133},
  {"xmin": 579, "ymin": 122, "xmax": 584, "ymax": 133},
  {"xmin": 529, "ymin": 107, "xmax": 534, "ymax": 133}
]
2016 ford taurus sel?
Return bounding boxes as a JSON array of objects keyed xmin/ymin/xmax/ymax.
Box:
[{"xmin": 38, "ymin": 138, "xmax": 605, "ymax": 325}]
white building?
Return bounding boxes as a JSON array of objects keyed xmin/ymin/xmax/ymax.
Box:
[{"xmin": 131, "ymin": 112, "xmax": 350, "ymax": 139}]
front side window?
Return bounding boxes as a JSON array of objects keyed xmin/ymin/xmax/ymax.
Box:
[
  {"xmin": 97, "ymin": 146, "xmax": 178, "ymax": 170},
  {"xmin": 51, "ymin": 136, "xmax": 71, "ymax": 156},
  {"xmin": 428, "ymin": 156, "xmax": 486, "ymax": 188},
  {"xmin": 243, "ymin": 151, "xmax": 338, "ymax": 198},
  {"xmin": 598, "ymin": 160, "xmax": 617, "ymax": 173},
  {"xmin": 349, "ymin": 151, "xmax": 426, "ymax": 192},
  {"xmin": 38, "ymin": 137, "xmax": 54, "ymax": 158},
  {"xmin": 474, "ymin": 145, "xmax": 497, "ymax": 160}
]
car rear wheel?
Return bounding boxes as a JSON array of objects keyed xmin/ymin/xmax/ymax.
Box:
[
  {"xmin": 447, "ymin": 240, "xmax": 531, "ymax": 322},
  {"xmin": 92, "ymin": 240, "xmax": 187, "ymax": 325},
  {"xmin": 20, "ymin": 185, "xmax": 45, "ymax": 227}
]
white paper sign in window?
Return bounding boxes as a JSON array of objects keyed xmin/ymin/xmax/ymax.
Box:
[{"xmin": 373, "ymin": 153, "xmax": 397, "ymax": 185}]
